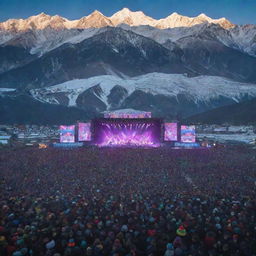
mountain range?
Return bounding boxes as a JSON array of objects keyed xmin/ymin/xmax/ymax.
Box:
[
  {"xmin": 0, "ymin": 8, "xmax": 256, "ymax": 124},
  {"xmin": 0, "ymin": 8, "xmax": 233, "ymax": 31}
]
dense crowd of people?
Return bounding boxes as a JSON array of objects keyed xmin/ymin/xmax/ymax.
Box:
[{"xmin": 0, "ymin": 146, "xmax": 256, "ymax": 256}]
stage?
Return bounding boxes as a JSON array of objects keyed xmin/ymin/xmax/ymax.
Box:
[
  {"xmin": 57, "ymin": 110, "xmax": 198, "ymax": 148},
  {"xmin": 92, "ymin": 118, "xmax": 163, "ymax": 147}
]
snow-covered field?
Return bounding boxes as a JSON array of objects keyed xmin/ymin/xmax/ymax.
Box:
[
  {"xmin": 0, "ymin": 88, "xmax": 16, "ymax": 92},
  {"xmin": 30, "ymin": 73, "xmax": 256, "ymax": 108}
]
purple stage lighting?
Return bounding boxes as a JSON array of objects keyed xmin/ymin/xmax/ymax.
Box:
[{"xmin": 93, "ymin": 119, "xmax": 161, "ymax": 147}]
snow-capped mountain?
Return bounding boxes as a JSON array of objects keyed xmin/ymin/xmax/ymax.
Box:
[
  {"xmin": 0, "ymin": 13, "xmax": 69, "ymax": 31},
  {"xmin": 1, "ymin": 25, "xmax": 256, "ymax": 90},
  {"xmin": 154, "ymin": 12, "xmax": 233, "ymax": 29},
  {"xmin": 30, "ymin": 73, "xmax": 256, "ymax": 117},
  {"xmin": 0, "ymin": 27, "xmax": 191, "ymax": 88},
  {"xmin": 122, "ymin": 23, "xmax": 256, "ymax": 57},
  {"xmin": 230, "ymin": 25, "xmax": 256, "ymax": 57},
  {"xmin": 0, "ymin": 8, "xmax": 233, "ymax": 32},
  {"xmin": 0, "ymin": 10, "xmax": 255, "ymax": 61},
  {"xmin": 76, "ymin": 10, "xmax": 114, "ymax": 28},
  {"xmin": 0, "ymin": 9, "xmax": 256, "ymax": 123},
  {"xmin": 1, "ymin": 8, "xmax": 255, "ymax": 58},
  {"xmin": 110, "ymin": 8, "xmax": 156, "ymax": 27}
]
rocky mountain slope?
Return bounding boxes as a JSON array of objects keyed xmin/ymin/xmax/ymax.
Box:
[
  {"xmin": 0, "ymin": 94, "xmax": 92, "ymax": 125},
  {"xmin": 186, "ymin": 98, "xmax": 256, "ymax": 124},
  {"xmin": 0, "ymin": 28, "xmax": 189, "ymax": 89}
]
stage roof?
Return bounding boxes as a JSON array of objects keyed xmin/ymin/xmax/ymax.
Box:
[{"xmin": 104, "ymin": 109, "xmax": 150, "ymax": 114}]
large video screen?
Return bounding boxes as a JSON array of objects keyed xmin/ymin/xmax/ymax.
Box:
[
  {"xmin": 93, "ymin": 119, "xmax": 161, "ymax": 147},
  {"xmin": 164, "ymin": 123, "xmax": 178, "ymax": 141},
  {"xmin": 78, "ymin": 123, "xmax": 91, "ymax": 141},
  {"xmin": 181, "ymin": 125, "xmax": 196, "ymax": 143},
  {"xmin": 60, "ymin": 125, "xmax": 75, "ymax": 143}
]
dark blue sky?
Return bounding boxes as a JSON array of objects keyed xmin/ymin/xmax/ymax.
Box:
[{"xmin": 0, "ymin": 0, "xmax": 255, "ymax": 24}]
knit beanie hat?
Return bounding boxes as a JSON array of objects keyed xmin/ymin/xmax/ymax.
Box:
[
  {"xmin": 12, "ymin": 251, "xmax": 23, "ymax": 256},
  {"xmin": 167, "ymin": 243, "xmax": 174, "ymax": 250},
  {"xmin": 68, "ymin": 238, "xmax": 75, "ymax": 247},
  {"xmin": 80, "ymin": 240, "xmax": 87, "ymax": 248},
  {"xmin": 46, "ymin": 240, "xmax": 56, "ymax": 249},
  {"xmin": 176, "ymin": 225, "xmax": 187, "ymax": 237}
]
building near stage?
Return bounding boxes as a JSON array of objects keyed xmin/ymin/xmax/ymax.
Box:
[{"xmin": 0, "ymin": 135, "xmax": 11, "ymax": 145}]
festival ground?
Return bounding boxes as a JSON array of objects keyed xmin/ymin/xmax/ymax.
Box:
[{"xmin": 0, "ymin": 146, "xmax": 256, "ymax": 256}]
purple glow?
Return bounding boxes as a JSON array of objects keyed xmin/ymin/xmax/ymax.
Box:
[
  {"xmin": 94, "ymin": 120, "xmax": 161, "ymax": 147},
  {"xmin": 164, "ymin": 123, "xmax": 178, "ymax": 141},
  {"xmin": 102, "ymin": 130, "xmax": 154, "ymax": 146},
  {"xmin": 78, "ymin": 123, "xmax": 91, "ymax": 141}
]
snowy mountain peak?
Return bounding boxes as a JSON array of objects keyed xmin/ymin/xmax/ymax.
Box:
[
  {"xmin": 28, "ymin": 12, "xmax": 52, "ymax": 23},
  {"xmin": 197, "ymin": 14, "xmax": 233, "ymax": 29},
  {"xmin": 110, "ymin": 8, "xmax": 156, "ymax": 26},
  {"xmin": 155, "ymin": 12, "xmax": 234, "ymax": 29},
  {"xmin": 115, "ymin": 7, "xmax": 133, "ymax": 15},
  {"xmin": 23, "ymin": 12, "xmax": 50, "ymax": 21},
  {"xmin": 35, "ymin": 12, "xmax": 49, "ymax": 17},
  {"xmin": 29, "ymin": 12, "xmax": 66, "ymax": 22},
  {"xmin": 0, "ymin": 12, "xmax": 69, "ymax": 31},
  {"xmin": 111, "ymin": 7, "xmax": 145, "ymax": 17},
  {"xmin": 168, "ymin": 12, "xmax": 181, "ymax": 17},
  {"xmin": 76, "ymin": 10, "xmax": 113, "ymax": 28},
  {"xmin": 88, "ymin": 10, "xmax": 105, "ymax": 17},
  {"xmin": 198, "ymin": 13, "xmax": 209, "ymax": 18}
]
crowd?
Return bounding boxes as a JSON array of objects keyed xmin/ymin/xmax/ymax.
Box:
[{"xmin": 0, "ymin": 146, "xmax": 256, "ymax": 256}]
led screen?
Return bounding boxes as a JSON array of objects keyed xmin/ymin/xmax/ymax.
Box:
[
  {"xmin": 93, "ymin": 119, "xmax": 161, "ymax": 147},
  {"xmin": 164, "ymin": 123, "xmax": 178, "ymax": 141},
  {"xmin": 78, "ymin": 123, "xmax": 91, "ymax": 141},
  {"xmin": 181, "ymin": 125, "xmax": 196, "ymax": 143},
  {"xmin": 60, "ymin": 125, "xmax": 75, "ymax": 143}
]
